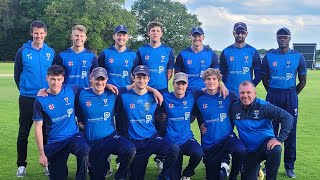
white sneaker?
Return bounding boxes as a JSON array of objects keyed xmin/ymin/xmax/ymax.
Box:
[
  {"xmin": 16, "ymin": 166, "xmax": 26, "ymax": 177},
  {"xmin": 44, "ymin": 166, "xmax": 50, "ymax": 176},
  {"xmin": 180, "ymin": 176, "xmax": 191, "ymax": 180},
  {"xmin": 221, "ymin": 162, "xmax": 230, "ymax": 177},
  {"xmin": 156, "ymin": 159, "xmax": 163, "ymax": 173}
]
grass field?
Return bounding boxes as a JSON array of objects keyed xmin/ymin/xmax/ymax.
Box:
[{"xmin": 0, "ymin": 62, "xmax": 319, "ymax": 179}]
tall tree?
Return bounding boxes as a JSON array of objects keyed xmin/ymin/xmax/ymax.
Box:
[
  {"xmin": 131, "ymin": 0, "xmax": 201, "ymax": 53},
  {"xmin": 44, "ymin": 0, "xmax": 137, "ymax": 53}
]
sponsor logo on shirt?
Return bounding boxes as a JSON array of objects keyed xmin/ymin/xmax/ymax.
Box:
[
  {"xmin": 81, "ymin": 71, "xmax": 87, "ymax": 79},
  {"xmin": 201, "ymin": 60, "xmax": 205, "ymax": 67},
  {"xmin": 104, "ymin": 112, "xmax": 110, "ymax": 120},
  {"xmin": 244, "ymin": 56, "xmax": 249, "ymax": 63},
  {"xmin": 144, "ymin": 102, "xmax": 150, "ymax": 111},
  {"xmin": 243, "ymin": 67, "xmax": 249, "ymax": 74},
  {"xmin": 286, "ymin": 61, "xmax": 291, "ymax": 67},
  {"xmin": 185, "ymin": 112, "xmax": 190, "ymax": 120},
  {"xmin": 183, "ymin": 101, "xmax": 187, "ymax": 107},
  {"xmin": 286, "ymin": 73, "xmax": 293, "ymax": 80},
  {"xmin": 159, "ymin": 66, "xmax": 164, "ymax": 73},
  {"xmin": 82, "ymin": 60, "xmax": 87, "ymax": 66},
  {"xmin": 124, "ymin": 60, "xmax": 129, "ymax": 66},
  {"xmin": 220, "ymin": 113, "xmax": 227, "ymax": 122},
  {"xmin": 218, "ymin": 101, "xmax": 224, "ymax": 108},
  {"xmin": 146, "ymin": 115, "xmax": 152, "ymax": 123},
  {"xmin": 236, "ymin": 113, "xmax": 241, "ymax": 119},
  {"xmin": 123, "ymin": 71, "xmax": 128, "ymax": 78},
  {"xmin": 67, "ymin": 108, "xmax": 73, "ymax": 117}
]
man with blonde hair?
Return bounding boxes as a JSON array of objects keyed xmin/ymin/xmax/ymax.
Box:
[{"xmin": 54, "ymin": 24, "xmax": 98, "ymax": 88}]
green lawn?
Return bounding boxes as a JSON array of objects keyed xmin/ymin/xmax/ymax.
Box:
[{"xmin": 0, "ymin": 62, "xmax": 319, "ymax": 179}]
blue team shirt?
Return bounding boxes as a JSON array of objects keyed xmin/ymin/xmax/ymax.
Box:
[
  {"xmin": 261, "ymin": 49, "xmax": 307, "ymax": 89},
  {"xmin": 77, "ymin": 88, "xmax": 122, "ymax": 141},
  {"xmin": 162, "ymin": 91, "xmax": 201, "ymax": 146},
  {"xmin": 196, "ymin": 91, "xmax": 237, "ymax": 150},
  {"xmin": 220, "ymin": 44, "xmax": 262, "ymax": 93},
  {"xmin": 33, "ymin": 85, "xmax": 79, "ymax": 144},
  {"xmin": 175, "ymin": 46, "xmax": 219, "ymax": 90},
  {"xmin": 98, "ymin": 46, "xmax": 138, "ymax": 87},
  {"xmin": 14, "ymin": 40, "xmax": 55, "ymax": 97},
  {"xmin": 120, "ymin": 90, "xmax": 158, "ymax": 140},
  {"xmin": 55, "ymin": 48, "xmax": 98, "ymax": 88},
  {"xmin": 230, "ymin": 98, "xmax": 293, "ymax": 152},
  {"xmin": 136, "ymin": 44, "xmax": 175, "ymax": 90}
]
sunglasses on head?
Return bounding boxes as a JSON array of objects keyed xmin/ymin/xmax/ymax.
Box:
[{"xmin": 235, "ymin": 31, "xmax": 246, "ymax": 35}]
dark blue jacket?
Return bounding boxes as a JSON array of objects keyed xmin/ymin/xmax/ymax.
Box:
[
  {"xmin": 230, "ymin": 98, "xmax": 293, "ymax": 152},
  {"xmin": 14, "ymin": 40, "xmax": 55, "ymax": 97}
]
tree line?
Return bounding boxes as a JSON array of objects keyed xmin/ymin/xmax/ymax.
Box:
[{"xmin": 0, "ymin": 0, "xmax": 201, "ymax": 61}]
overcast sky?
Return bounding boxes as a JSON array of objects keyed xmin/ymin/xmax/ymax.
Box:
[{"xmin": 125, "ymin": 0, "xmax": 320, "ymax": 51}]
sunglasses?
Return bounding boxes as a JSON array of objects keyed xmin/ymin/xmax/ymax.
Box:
[
  {"xmin": 277, "ymin": 35, "xmax": 290, "ymax": 40},
  {"xmin": 235, "ymin": 31, "xmax": 247, "ymax": 35}
]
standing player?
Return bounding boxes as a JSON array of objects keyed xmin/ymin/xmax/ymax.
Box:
[
  {"xmin": 136, "ymin": 21, "xmax": 175, "ymax": 94},
  {"xmin": 117, "ymin": 65, "xmax": 179, "ymax": 180},
  {"xmin": 98, "ymin": 25, "xmax": 138, "ymax": 87},
  {"xmin": 230, "ymin": 81, "xmax": 293, "ymax": 180},
  {"xmin": 161, "ymin": 72, "xmax": 203, "ymax": 180},
  {"xmin": 54, "ymin": 25, "xmax": 98, "ymax": 88},
  {"xmin": 220, "ymin": 22, "xmax": 262, "ymax": 93},
  {"xmin": 175, "ymin": 26, "xmax": 219, "ymax": 90},
  {"xmin": 261, "ymin": 27, "xmax": 307, "ymax": 178},
  {"xmin": 14, "ymin": 20, "xmax": 55, "ymax": 177},
  {"xmin": 33, "ymin": 65, "xmax": 90, "ymax": 180},
  {"xmin": 195, "ymin": 68, "xmax": 245, "ymax": 180},
  {"xmin": 76, "ymin": 67, "xmax": 136, "ymax": 180}
]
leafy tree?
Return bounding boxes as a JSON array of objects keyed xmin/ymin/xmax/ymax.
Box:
[
  {"xmin": 44, "ymin": 0, "xmax": 137, "ymax": 53},
  {"xmin": 131, "ymin": 0, "xmax": 201, "ymax": 53}
]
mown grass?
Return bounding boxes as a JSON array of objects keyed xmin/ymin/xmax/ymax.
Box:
[{"xmin": 0, "ymin": 62, "xmax": 319, "ymax": 179}]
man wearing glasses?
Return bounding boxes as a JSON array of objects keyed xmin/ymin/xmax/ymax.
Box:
[
  {"xmin": 220, "ymin": 22, "xmax": 262, "ymax": 93},
  {"xmin": 261, "ymin": 27, "xmax": 307, "ymax": 178}
]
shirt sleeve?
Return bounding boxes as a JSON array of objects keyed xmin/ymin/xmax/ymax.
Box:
[
  {"xmin": 74, "ymin": 91, "xmax": 85, "ymax": 123},
  {"xmin": 14, "ymin": 48, "xmax": 23, "ymax": 90},
  {"xmin": 167, "ymin": 49, "xmax": 175, "ymax": 70},
  {"xmin": 263, "ymin": 102, "xmax": 294, "ymax": 143},
  {"xmin": 210, "ymin": 51, "xmax": 219, "ymax": 69},
  {"xmin": 90, "ymin": 55, "xmax": 98, "ymax": 73},
  {"xmin": 174, "ymin": 52, "xmax": 184, "ymax": 72},
  {"xmin": 219, "ymin": 50, "xmax": 228, "ymax": 83},
  {"xmin": 33, "ymin": 99, "xmax": 44, "ymax": 121},
  {"xmin": 252, "ymin": 50, "xmax": 262, "ymax": 86},
  {"xmin": 297, "ymin": 54, "xmax": 307, "ymax": 75},
  {"xmin": 261, "ymin": 54, "xmax": 270, "ymax": 78},
  {"xmin": 98, "ymin": 51, "xmax": 106, "ymax": 68}
]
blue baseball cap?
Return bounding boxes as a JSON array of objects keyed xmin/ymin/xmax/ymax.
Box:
[
  {"xmin": 233, "ymin": 22, "xmax": 247, "ymax": 31},
  {"xmin": 90, "ymin": 67, "xmax": 108, "ymax": 79},
  {"xmin": 133, "ymin": 65, "xmax": 150, "ymax": 76},
  {"xmin": 114, "ymin": 25, "xmax": 128, "ymax": 34},
  {"xmin": 191, "ymin": 26, "xmax": 204, "ymax": 35},
  {"xmin": 277, "ymin": 27, "xmax": 291, "ymax": 36}
]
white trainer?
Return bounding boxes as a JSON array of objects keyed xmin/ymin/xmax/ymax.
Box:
[{"xmin": 16, "ymin": 166, "xmax": 26, "ymax": 177}]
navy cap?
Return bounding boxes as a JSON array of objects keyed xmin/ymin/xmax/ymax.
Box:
[
  {"xmin": 191, "ymin": 26, "xmax": 204, "ymax": 35},
  {"xmin": 114, "ymin": 25, "xmax": 128, "ymax": 34},
  {"xmin": 276, "ymin": 27, "xmax": 291, "ymax": 36},
  {"xmin": 233, "ymin": 22, "xmax": 247, "ymax": 31},
  {"xmin": 90, "ymin": 67, "xmax": 108, "ymax": 79},
  {"xmin": 133, "ymin": 65, "xmax": 150, "ymax": 76}
]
